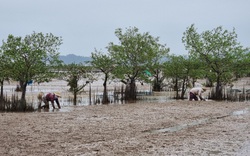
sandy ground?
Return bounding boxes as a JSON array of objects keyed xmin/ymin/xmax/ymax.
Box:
[
  {"xmin": 1, "ymin": 77, "xmax": 250, "ymax": 155},
  {"xmin": 0, "ymin": 100, "xmax": 250, "ymax": 156}
]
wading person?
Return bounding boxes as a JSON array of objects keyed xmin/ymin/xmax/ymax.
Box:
[
  {"xmin": 37, "ymin": 92, "xmax": 61, "ymax": 109},
  {"xmin": 189, "ymin": 87, "xmax": 206, "ymax": 101}
]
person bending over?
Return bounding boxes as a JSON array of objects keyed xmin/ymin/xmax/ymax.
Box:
[
  {"xmin": 189, "ymin": 87, "xmax": 206, "ymax": 101},
  {"xmin": 37, "ymin": 92, "xmax": 61, "ymax": 109}
]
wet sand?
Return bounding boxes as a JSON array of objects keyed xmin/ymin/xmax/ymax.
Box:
[{"xmin": 0, "ymin": 100, "xmax": 250, "ymax": 156}]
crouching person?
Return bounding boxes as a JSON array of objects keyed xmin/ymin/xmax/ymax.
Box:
[
  {"xmin": 37, "ymin": 92, "xmax": 61, "ymax": 109},
  {"xmin": 37, "ymin": 92, "xmax": 44, "ymax": 109},
  {"xmin": 189, "ymin": 87, "xmax": 207, "ymax": 101}
]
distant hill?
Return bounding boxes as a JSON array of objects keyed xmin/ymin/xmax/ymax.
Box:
[{"xmin": 59, "ymin": 54, "xmax": 92, "ymax": 64}]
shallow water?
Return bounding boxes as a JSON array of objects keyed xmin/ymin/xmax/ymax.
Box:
[
  {"xmin": 231, "ymin": 108, "xmax": 249, "ymax": 116},
  {"xmin": 237, "ymin": 141, "xmax": 250, "ymax": 156},
  {"xmin": 35, "ymin": 106, "xmax": 78, "ymax": 113},
  {"xmin": 147, "ymin": 107, "xmax": 250, "ymax": 134},
  {"xmin": 149, "ymin": 118, "xmax": 213, "ymax": 133}
]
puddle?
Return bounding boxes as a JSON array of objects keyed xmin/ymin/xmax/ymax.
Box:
[
  {"xmin": 237, "ymin": 141, "xmax": 250, "ymax": 156},
  {"xmin": 231, "ymin": 108, "xmax": 249, "ymax": 116},
  {"xmin": 35, "ymin": 106, "xmax": 77, "ymax": 113},
  {"xmin": 147, "ymin": 107, "xmax": 250, "ymax": 134},
  {"xmin": 149, "ymin": 118, "xmax": 213, "ymax": 133}
]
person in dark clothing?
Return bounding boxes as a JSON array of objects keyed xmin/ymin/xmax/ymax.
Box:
[{"xmin": 37, "ymin": 92, "xmax": 61, "ymax": 109}]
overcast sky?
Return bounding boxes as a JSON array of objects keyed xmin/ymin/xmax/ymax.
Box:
[{"xmin": 1, "ymin": 0, "xmax": 249, "ymax": 57}]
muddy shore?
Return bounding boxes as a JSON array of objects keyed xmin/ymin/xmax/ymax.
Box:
[{"xmin": 0, "ymin": 100, "xmax": 250, "ymax": 156}]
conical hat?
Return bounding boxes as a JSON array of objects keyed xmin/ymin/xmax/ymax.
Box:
[
  {"xmin": 54, "ymin": 92, "xmax": 61, "ymax": 97},
  {"xmin": 202, "ymin": 87, "xmax": 207, "ymax": 91}
]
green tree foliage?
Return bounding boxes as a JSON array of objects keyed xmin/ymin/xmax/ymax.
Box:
[
  {"xmin": 108, "ymin": 27, "xmax": 169, "ymax": 101},
  {"xmin": 90, "ymin": 50, "xmax": 114, "ymax": 104},
  {"xmin": 0, "ymin": 49, "xmax": 11, "ymax": 100},
  {"xmin": 63, "ymin": 63, "xmax": 89, "ymax": 105},
  {"xmin": 1, "ymin": 32, "xmax": 63, "ymax": 104},
  {"xmin": 147, "ymin": 46, "xmax": 169, "ymax": 92},
  {"xmin": 182, "ymin": 24, "xmax": 249, "ymax": 100},
  {"xmin": 187, "ymin": 55, "xmax": 208, "ymax": 87},
  {"xmin": 163, "ymin": 55, "xmax": 187, "ymax": 99},
  {"xmin": 163, "ymin": 54, "xmax": 207, "ymax": 99}
]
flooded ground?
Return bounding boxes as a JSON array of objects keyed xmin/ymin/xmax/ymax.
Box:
[
  {"xmin": 147, "ymin": 107, "xmax": 249, "ymax": 134},
  {"xmin": 1, "ymin": 78, "xmax": 250, "ymax": 155},
  {"xmin": 3, "ymin": 77, "xmax": 250, "ymax": 106},
  {"xmin": 3, "ymin": 79, "xmax": 176, "ymax": 108}
]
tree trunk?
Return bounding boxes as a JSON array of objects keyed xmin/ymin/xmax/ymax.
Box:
[
  {"xmin": 180, "ymin": 78, "xmax": 187, "ymax": 99},
  {"xmin": 215, "ymin": 74, "xmax": 223, "ymax": 100},
  {"xmin": 20, "ymin": 81, "xmax": 27, "ymax": 111},
  {"xmin": 125, "ymin": 79, "xmax": 136, "ymax": 102},
  {"xmin": 20, "ymin": 81, "xmax": 27, "ymax": 102},
  {"xmin": 153, "ymin": 81, "xmax": 161, "ymax": 91},
  {"xmin": 73, "ymin": 91, "xmax": 77, "ymax": 105},
  {"xmin": 191, "ymin": 77, "xmax": 196, "ymax": 88},
  {"xmin": 102, "ymin": 74, "xmax": 109, "ymax": 104},
  {"xmin": 153, "ymin": 70, "xmax": 161, "ymax": 91},
  {"xmin": 205, "ymin": 77, "xmax": 213, "ymax": 87},
  {"xmin": 174, "ymin": 78, "xmax": 179, "ymax": 99},
  {"xmin": 0, "ymin": 80, "xmax": 3, "ymax": 100}
]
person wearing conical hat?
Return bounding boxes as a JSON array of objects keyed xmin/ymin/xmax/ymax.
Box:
[
  {"xmin": 37, "ymin": 92, "xmax": 45, "ymax": 109},
  {"xmin": 189, "ymin": 87, "xmax": 207, "ymax": 101},
  {"xmin": 37, "ymin": 92, "xmax": 61, "ymax": 109}
]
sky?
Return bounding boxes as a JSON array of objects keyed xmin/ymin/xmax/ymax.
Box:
[{"xmin": 1, "ymin": 0, "xmax": 249, "ymax": 57}]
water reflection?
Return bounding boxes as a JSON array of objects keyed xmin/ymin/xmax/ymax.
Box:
[
  {"xmin": 231, "ymin": 108, "xmax": 249, "ymax": 116},
  {"xmin": 149, "ymin": 118, "xmax": 213, "ymax": 133},
  {"xmin": 35, "ymin": 107, "xmax": 76, "ymax": 113},
  {"xmin": 59, "ymin": 94, "xmax": 173, "ymax": 106},
  {"xmin": 146, "ymin": 107, "xmax": 250, "ymax": 134}
]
